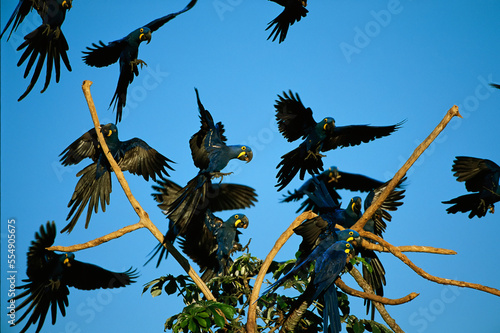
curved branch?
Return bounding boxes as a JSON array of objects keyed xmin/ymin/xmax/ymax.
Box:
[
  {"xmin": 349, "ymin": 266, "xmax": 404, "ymax": 333},
  {"xmin": 47, "ymin": 223, "xmax": 143, "ymax": 252},
  {"xmin": 246, "ymin": 211, "xmax": 317, "ymax": 333},
  {"xmin": 335, "ymin": 277, "xmax": 419, "ymax": 305},
  {"xmin": 359, "ymin": 239, "xmax": 457, "ymax": 255},
  {"xmin": 360, "ymin": 230, "xmax": 500, "ymax": 297},
  {"xmin": 55, "ymin": 81, "xmax": 215, "ymax": 301},
  {"xmin": 352, "ymin": 105, "xmax": 462, "ymax": 232}
]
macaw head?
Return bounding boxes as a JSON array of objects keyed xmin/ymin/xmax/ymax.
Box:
[
  {"xmin": 138, "ymin": 27, "xmax": 152, "ymax": 44},
  {"xmin": 349, "ymin": 197, "xmax": 363, "ymax": 215},
  {"xmin": 100, "ymin": 123, "xmax": 118, "ymax": 139},
  {"xmin": 323, "ymin": 166, "xmax": 341, "ymax": 183},
  {"xmin": 336, "ymin": 229, "xmax": 360, "ymax": 243},
  {"xmin": 318, "ymin": 117, "xmax": 335, "ymax": 133},
  {"xmin": 229, "ymin": 214, "xmax": 249, "ymax": 229},
  {"xmin": 62, "ymin": 252, "xmax": 75, "ymax": 267},
  {"xmin": 236, "ymin": 146, "xmax": 253, "ymax": 163}
]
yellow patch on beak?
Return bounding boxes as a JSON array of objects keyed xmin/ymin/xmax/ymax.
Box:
[
  {"xmin": 235, "ymin": 219, "xmax": 247, "ymax": 228},
  {"xmin": 346, "ymin": 237, "xmax": 354, "ymax": 242},
  {"xmin": 237, "ymin": 152, "xmax": 246, "ymax": 159},
  {"xmin": 107, "ymin": 130, "xmax": 113, "ymax": 137},
  {"xmin": 344, "ymin": 249, "xmax": 350, "ymax": 254},
  {"xmin": 63, "ymin": 258, "xmax": 71, "ymax": 266},
  {"xmin": 323, "ymin": 123, "xmax": 328, "ymax": 131}
]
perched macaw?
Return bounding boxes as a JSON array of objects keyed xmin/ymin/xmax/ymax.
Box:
[
  {"xmin": 1, "ymin": 0, "xmax": 73, "ymax": 101},
  {"xmin": 177, "ymin": 211, "xmax": 249, "ymax": 281},
  {"xmin": 59, "ymin": 123, "xmax": 174, "ymax": 233},
  {"xmin": 262, "ymin": 240, "xmax": 353, "ymax": 333},
  {"xmin": 163, "ymin": 88, "xmax": 253, "ymax": 239},
  {"xmin": 293, "ymin": 176, "xmax": 406, "ymax": 319},
  {"xmin": 274, "ymin": 90, "xmax": 404, "ymax": 190},
  {"xmin": 9, "ymin": 221, "xmax": 137, "ymax": 333},
  {"xmin": 312, "ymin": 241, "xmax": 352, "ymax": 333},
  {"xmin": 266, "ymin": 0, "xmax": 308, "ymax": 43},
  {"xmin": 263, "ymin": 229, "xmax": 358, "ymax": 296},
  {"xmin": 282, "ymin": 166, "xmax": 385, "ymax": 213},
  {"xmin": 82, "ymin": 0, "xmax": 197, "ymax": 123},
  {"xmin": 442, "ymin": 156, "xmax": 500, "ymax": 218},
  {"xmin": 146, "ymin": 178, "xmax": 257, "ymax": 267}
]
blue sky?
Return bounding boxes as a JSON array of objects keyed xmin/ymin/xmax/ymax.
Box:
[{"xmin": 2, "ymin": 1, "xmax": 500, "ymax": 332}]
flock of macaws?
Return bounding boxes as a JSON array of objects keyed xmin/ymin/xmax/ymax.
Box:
[{"xmin": 3, "ymin": 1, "xmax": 500, "ymax": 333}]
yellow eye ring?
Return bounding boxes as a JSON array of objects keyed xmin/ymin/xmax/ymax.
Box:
[
  {"xmin": 346, "ymin": 243, "xmax": 351, "ymax": 248},
  {"xmin": 140, "ymin": 28, "xmax": 144, "ymax": 33},
  {"xmin": 349, "ymin": 231, "xmax": 353, "ymax": 236},
  {"xmin": 241, "ymin": 146, "xmax": 246, "ymax": 150},
  {"xmin": 234, "ymin": 215, "xmax": 239, "ymax": 219}
]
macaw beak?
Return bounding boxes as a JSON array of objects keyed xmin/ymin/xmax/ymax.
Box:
[
  {"xmin": 62, "ymin": 0, "xmax": 72, "ymax": 9},
  {"xmin": 346, "ymin": 236, "xmax": 354, "ymax": 242},
  {"xmin": 235, "ymin": 215, "xmax": 249, "ymax": 229},
  {"xmin": 237, "ymin": 150, "xmax": 253, "ymax": 163},
  {"xmin": 63, "ymin": 254, "xmax": 71, "ymax": 266},
  {"xmin": 140, "ymin": 31, "xmax": 152, "ymax": 44}
]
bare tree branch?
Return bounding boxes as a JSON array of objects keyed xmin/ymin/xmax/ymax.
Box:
[
  {"xmin": 352, "ymin": 105, "xmax": 462, "ymax": 232},
  {"xmin": 335, "ymin": 277, "xmax": 419, "ymax": 305},
  {"xmin": 360, "ymin": 230, "xmax": 500, "ymax": 297},
  {"xmin": 246, "ymin": 211, "xmax": 317, "ymax": 333},
  {"xmin": 349, "ymin": 266, "xmax": 404, "ymax": 333},
  {"xmin": 358, "ymin": 239, "xmax": 457, "ymax": 255},
  {"xmin": 47, "ymin": 223, "xmax": 143, "ymax": 252}
]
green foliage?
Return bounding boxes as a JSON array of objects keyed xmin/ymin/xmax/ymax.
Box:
[
  {"xmin": 165, "ymin": 300, "xmax": 238, "ymax": 333},
  {"xmin": 345, "ymin": 315, "xmax": 392, "ymax": 333},
  {"xmin": 144, "ymin": 251, "xmax": 391, "ymax": 332}
]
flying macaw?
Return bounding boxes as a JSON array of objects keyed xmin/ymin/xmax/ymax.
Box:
[
  {"xmin": 274, "ymin": 90, "xmax": 404, "ymax": 190},
  {"xmin": 282, "ymin": 166, "xmax": 385, "ymax": 213},
  {"xmin": 1, "ymin": 0, "xmax": 73, "ymax": 101},
  {"xmin": 178, "ymin": 211, "xmax": 249, "ymax": 281},
  {"xmin": 146, "ymin": 178, "xmax": 257, "ymax": 267},
  {"xmin": 59, "ymin": 123, "xmax": 174, "ymax": 233},
  {"xmin": 82, "ymin": 0, "xmax": 197, "ymax": 123},
  {"xmin": 442, "ymin": 156, "xmax": 500, "ymax": 218},
  {"xmin": 266, "ymin": 0, "xmax": 308, "ymax": 43},
  {"xmin": 162, "ymin": 88, "xmax": 253, "ymax": 239},
  {"xmin": 9, "ymin": 221, "xmax": 137, "ymax": 333}
]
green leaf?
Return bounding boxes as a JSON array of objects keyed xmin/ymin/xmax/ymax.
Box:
[
  {"xmin": 217, "ymin": 304, "xmax": 236, "ymax": 319},
  {"xmin": 188, "ymin": 318, "xmax": 198, "ymax": 332},
  {"xmin": 210, "ymin": 309, "xmax": 226, "ymax": 329},
  {"xmin": 195, "ymin": 316, "xmax": 208, "ymax": 328}
]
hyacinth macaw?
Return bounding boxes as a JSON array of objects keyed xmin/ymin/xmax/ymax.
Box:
[
  {"xmin": 1, "ymin": 0, "xmax": 73, "ymax": 101},
  {"xmin": 82, "ymin": 0, "xmax": 197, "ymax": 123},
  {"xmin": 59, "ymin": 123, "xmax": 174, "ymax": 232},
  {"xmin": 274, "ymin": 90, "xmax": 404, "ymax": 190},
  {"xmin": 443, "ymin": 156, "xmax": 500, "ymax": 218},
  {"xmin": 10, "ymin": 221, "xmax": 137, "ymax": 333}
]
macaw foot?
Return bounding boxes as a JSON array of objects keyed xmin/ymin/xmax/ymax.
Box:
[
  {"xmin": 305, "ymin": 150, "xmax": 325, "ymax": 160},
  {"xmin": 489, "ymin": 204, "xmax": 495, "ymax": 214},
  {"xmin": 41, "ymin": 24, "xmax": 51, "ymax": 36},
  {"xmin": 131, "ymin": 59, "xmax": 148, "ymax": 70},
  {"xmin": 210, "ymin": 172, "xmax": 233, "ymax": 182}
]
